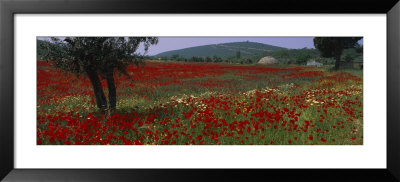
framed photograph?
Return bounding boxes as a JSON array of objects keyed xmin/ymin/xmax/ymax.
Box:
[{"xmin": 1, "ymin": 0, "xmax": 399, "ymax": 181}]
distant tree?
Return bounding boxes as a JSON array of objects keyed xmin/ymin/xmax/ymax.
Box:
[
  {"xmin": 205, "ymin": 56, "xmax": 212, "ymax": 62},
  {"xmin": 276, "ymin": 50, "xmax": 289, "ymax": 58},
  {"xmin": 41, "ymin": 37, "xmax": 158, "ymax": 113},
  {"xmin": 171, "ymin": 54, "xmax": 180, "ymax": 60},
  {"xmin": 246, "ymin": 58, "xmax": 253, "ymax": 64},
  {"xmin": 170, "ymin": 54, "xmax": 185, "ymax": 62},
  {"xmin": 295, "ymin": 54, "xmax": 311, "ymax": 65},
  {"xmin": 189, "ymin": 56, "xmax": 204, "ymax": 62},
  {"xmin": 236, "ymin": 51, "xmax": 241, "ymax": 59},
  {"xmin": 213, "ymin": 55, "xmax": 223, "ymax": 62},
  {"xmin": 199, "ymin": 57, "xmax": 204, "ymax": 62},
  {"xmin": 313, "ymin": 37, "xmax": 362, "ymax": 70},
  {"xmin": 159, "ymin": 56, "xmax": 169, "ymax": 61}
]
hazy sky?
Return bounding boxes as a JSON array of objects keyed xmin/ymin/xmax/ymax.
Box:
[{"xmin": 39, "ymin": 37, "xmax": 364, "ymax": 56}]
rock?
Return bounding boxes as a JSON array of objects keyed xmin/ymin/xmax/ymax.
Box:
[{"xmin": 257, "ymin": 56, "xmax": 278, "ymax": 64}]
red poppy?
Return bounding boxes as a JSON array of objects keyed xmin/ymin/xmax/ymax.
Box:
[{"xmin": 134, "ymin": 139, "xmax": 143, "ymax": 145}]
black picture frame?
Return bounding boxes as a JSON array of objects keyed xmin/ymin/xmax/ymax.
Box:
[{"xmin": 1, "ymin": 0, "xmax": 399, "ymax": 181}]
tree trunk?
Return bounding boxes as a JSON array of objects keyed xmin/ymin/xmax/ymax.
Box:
[
  {"xmin": 105, "ymin": 68, "xmax": 116, "ymax": 110},
  {"xmin": 86, "ymin": 69, "xmax": 107, "ymax": 110},
  {"xmin": 334, "ymin": 55, "xmax": 341, "ymax": 70}
]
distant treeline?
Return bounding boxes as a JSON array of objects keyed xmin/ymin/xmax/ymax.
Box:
[{"xmin": 158, "ymin": 47, "xmax": 363, "ymax": 65}]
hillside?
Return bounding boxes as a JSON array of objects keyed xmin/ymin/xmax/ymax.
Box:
[{"xmin": 154, "ymin": 41, "xmax": 286, "ymax": 58}]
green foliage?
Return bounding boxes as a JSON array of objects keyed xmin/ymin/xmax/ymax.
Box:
[
  {"xmin": 213, "ymin": 55, "xmax": 223, "ymax": 62},
  {"xmin": 342, "ymin": 48, "xmax": 363, "ymax": 62},
  {"xmin": 171, "ymin": 54, "xmax": 180, "ymax": 60},
  {"xmin": 314, "ymin": 37, "xmax": 362, "ymax": 70},
  {"xmin": 245, "ymin": 58, "xmax": 253, "ymax": 64},
  {"xmin": 160, "ymin": 56, "xmax": 168, "ymax": 61},
  {"xmin": 355, "ymin": 44, "xmax": 363, "ymax": 53},
  {"xmin": 205, "ymin": 56, "xmax": 212, "ymax": 62},
  {"xmin": 37, "ymin": 39, "xmax": 64, "ymax": 61},
  {"xmin": 188, "ymin": 56, "xmax": 204, "ymax": 62},
  {"xmin": 40, "ymin": 37, "xmax": 158, "ymax": 75},
  {"xmin": 343, "ymin": 53, "xmax": 353, "ymax": 62},
  {"xmin": 236, "ymin": 50, "xmax": 241, "ymax": 59},
  {"xmin": 313, "ymin": 37, "xmax": 362, "ymax": 59},
  {"xmin": 169, "ymin": 54, "xmax": 186, "ymax": 62},
  {"xmin": 295, "ymin": 54, "xmax": 312, "ymax": 65}
]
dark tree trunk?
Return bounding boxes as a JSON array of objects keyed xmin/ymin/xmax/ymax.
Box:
[
  {"xmin": 86, "ymin": 69, "xmax": 107, "ymax": 110},
  {"xmin": 105, "ymin": 68, "xmax": 116, "ymax": 110},
  {"xmin": 335, "ymin": 55, "xmax": 341, "ymax": 70}
]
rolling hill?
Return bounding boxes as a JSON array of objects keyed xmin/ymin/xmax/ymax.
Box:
[{"xmin": 154, "ymin": 41, "xmax": 287, "ymax": 58}]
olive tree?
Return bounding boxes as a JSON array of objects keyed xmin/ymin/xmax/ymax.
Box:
[
  {"xmin": 313, "ymin": 37, "xmax": 362, "ymax": 70},
  {"xmin": 41, "ymin": 37, "xmax": 158, "ymax": 113}
]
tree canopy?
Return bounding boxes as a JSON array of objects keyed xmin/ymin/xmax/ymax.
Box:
[
  {"xmin": 40, "ymin": 37, "xmax": 158, "ymax": 113},
  {"xmin": 42, "ymin": 37, "xmax": 158, "ymax": 76},
  {"xmin": 313, "ymin": 37, "xmax": 362, "ymax": 70}
]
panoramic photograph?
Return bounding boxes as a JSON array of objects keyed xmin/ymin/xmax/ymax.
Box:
[{"xmin": 37, "ymin": 37, "xmax": 363, "ymax": 145}]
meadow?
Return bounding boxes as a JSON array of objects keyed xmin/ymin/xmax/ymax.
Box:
[{"xmin": 37, "ymin": 60, "xmax": 363, "ymax": 145}]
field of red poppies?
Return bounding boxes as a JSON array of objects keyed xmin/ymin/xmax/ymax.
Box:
[{"xmin": 37, "ymin": 61, "xmax": 363, "ymax": 145}]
